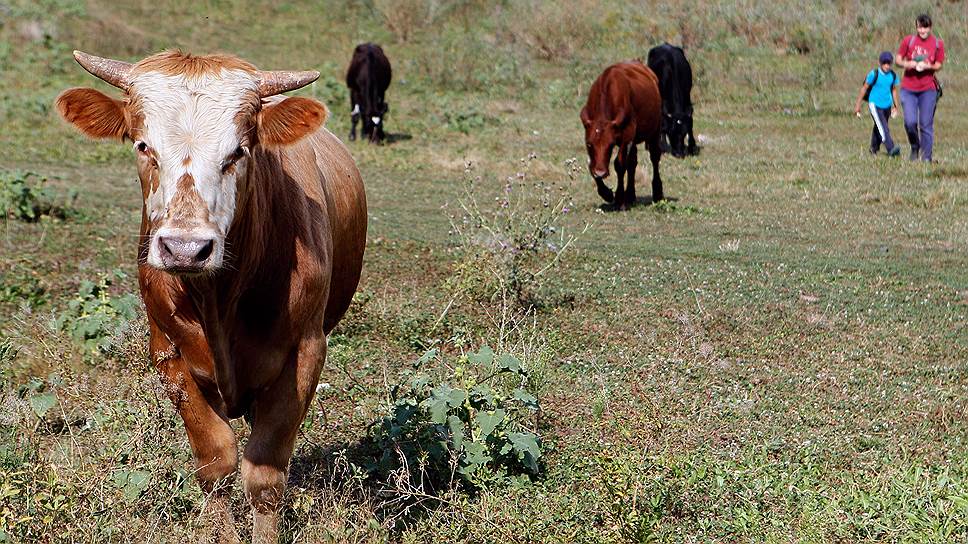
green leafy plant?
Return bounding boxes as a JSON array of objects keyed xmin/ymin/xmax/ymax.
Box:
[
  {"xmin": 444, "ymin": 109, "xmax": 489, "ymax": 134},
  {"xmin": 0, "ymin": 267, "xmax": 47, "ymax": 307},
  {"xmin": 364, "ymin": 345, "xmax": 543, "ymax": 492},
  {"xmin": 54, "ymin": 270, "xmax": 140, "ymax": 354},
  {"xmin": 0, "ymin": 170, "xmax": 77, "ymax": 222}
]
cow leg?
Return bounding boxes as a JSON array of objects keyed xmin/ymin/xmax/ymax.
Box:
[
  {"xmin": 649, "ymin": 143, "xmax": 664, "ymax": 203},
  {"xmin": 150, "ymin": 321, "xmax": 240, "ymax": 544},
  {"xmin": 349, "ymin": 92, "xmax": 361, "ymax": 141},
  {"xmin": 625, "ymin": 144, "xmax": 638, "ymax": 207},
  {"xmin": 595, "ymin": 178, "xmax": 614, "ymax": 203},
  {"xmin": 242, "ymin": 332, "xmax": 326, "ymax": 544},
  {"xmin": 687, "ymin": 121, "xmax": 698, "ymax": 155},
  {"xmin": 614, "ymin": 145, "xmax": 628, "ymax": 210}
]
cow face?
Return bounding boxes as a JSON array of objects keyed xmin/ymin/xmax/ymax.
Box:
[
  {"xmin": 665, "ymin": 112, "xmax": 692, "ymax": 158},
  {"xmin": 56, "ymin": 51, "xmax": 325, "ymax": 275},
  {"xmin": 580, "ymin": 108, "xmax": 623, "ymax": 181}
]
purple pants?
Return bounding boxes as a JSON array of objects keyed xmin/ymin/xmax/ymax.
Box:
[{"xmin": 900, "ymin": 88, "xmax": 938, "ymax": 161}]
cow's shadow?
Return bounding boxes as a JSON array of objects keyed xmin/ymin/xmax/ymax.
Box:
[
  {"xmin": 384, "ymin": 132, "xmax": 412, "ymax": 144},
  {"xmin": 598, "ymin": 195, "xmax": 678, "ymax": 212},
  {"xmin": 283, "ymin": 437, "xmax": 443, "ymax": 534}
]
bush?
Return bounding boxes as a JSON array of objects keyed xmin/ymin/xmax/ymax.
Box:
[
  {"xmin": 53, "ymin": 269, "xmax": 140, "ymax": 355},
  {"xmin": 363, "ymin": 345, "xmax": 543, "ymax": 493},
  {"xmin": 443, "ymin": 108, "xmax": 491, "ymax": 134},
  {"xmin": 0, "ymin": 170, "xmax": 77, "ymax": 222},
  {"xmin": 0, "ymin": 266, "xmax": 47, "ymax": 307}
]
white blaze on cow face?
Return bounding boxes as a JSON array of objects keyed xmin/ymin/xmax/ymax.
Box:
[{"xmin": 130, "ymin": 68, "xmax": 258, "ymax": 272}]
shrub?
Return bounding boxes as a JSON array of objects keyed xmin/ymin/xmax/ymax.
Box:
[
  {"xmin": 0, "ymin": 266, "xmax": 47, "ymax": 307},
  {"xmin": 363, "ymin": 345, "xmax": 543, "ymax": 493},
  {"xmin": 0, "ymin": 170, "xmax": 77, "ymax": 222},
  {"xmin": 53, "ymin": 269, "xmax": 140, "ymax": 355},
  {"xmin": 443, "ymin": 108, "xmax": 490, "ymax": 134}
]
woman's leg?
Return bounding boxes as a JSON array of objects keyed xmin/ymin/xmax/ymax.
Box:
[
  {"xmin": 917, "ymin": 90, "xmax": 938, "ymax": 161},
  {"xmin": 900, "ymin": 89, "xmax": 920, "ymax": 159}
]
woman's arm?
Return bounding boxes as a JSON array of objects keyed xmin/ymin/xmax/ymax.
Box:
[{"xmin": 895, "ymin": 57, "xmax": 915, "ymax": 69}]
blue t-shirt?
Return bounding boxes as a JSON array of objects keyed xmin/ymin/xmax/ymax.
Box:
[{"xmin": 865, "ymin": 68, "xmax": 897, "ymax": 110}]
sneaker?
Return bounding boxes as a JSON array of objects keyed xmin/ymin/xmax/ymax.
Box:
[
  {"xmin": 869, "ymin": 148, "xmax": 878, "ymax": 155},
  {"xmin": 909, "ymin": 149, "xmax": 919, "ymax": 161},
  {"xmin": 888, "ymin": 147, "xmax": 901, "ymax": 157}
]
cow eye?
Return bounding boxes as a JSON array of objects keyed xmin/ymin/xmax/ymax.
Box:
[
  {"xmin": 221, "ymin": 146, "xmax": 248, "ymax": 173},
  {"xmin": 134, "ymin": 141, "xmax": 149, "ymax": 154}
]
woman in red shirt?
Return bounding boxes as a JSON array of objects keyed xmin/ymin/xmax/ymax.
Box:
[{"xmin": 896, "ymin": 14, "xmax": 944, "ymax": 162}]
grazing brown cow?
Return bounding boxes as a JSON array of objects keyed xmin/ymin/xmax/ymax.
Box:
[
  {"xmin": 55, "ymin": 50, "xmax": 367, "ymax": 543},
  {"xmin": 580, "ymin": 61, "xmax": 664, "ymax": 208}
]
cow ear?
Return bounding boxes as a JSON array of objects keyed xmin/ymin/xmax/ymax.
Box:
[
  {"xmin": 611, "ymin": 110, "xmax": 630, "ymax": 130},
  {"xmin": 258, "ymin": 97, "xmax": 328, "ymax": 146},
  {"xmin": 579, "ymin": 107, "xmax": 591, "ymax": 127},
  {"xmin": 55, "ymin": 87, "xmax": 127, "ymax": 140}
]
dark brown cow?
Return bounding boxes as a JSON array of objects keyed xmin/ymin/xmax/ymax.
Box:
[
  {"xmin": 55, "ymin": 50, "xmax": 367, "ymax": 543},
  {"xmin": 580, "ymin": 61, "xmax": 664, "ymax": 208}
]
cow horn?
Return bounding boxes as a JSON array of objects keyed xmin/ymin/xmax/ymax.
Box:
[
  {"xmin": 73, "ymin": 50, "xmax": 133, "ymax": 90},
  {"xmin": 257, "ymin": 70, "xmax": 320, "ymax": 97}
]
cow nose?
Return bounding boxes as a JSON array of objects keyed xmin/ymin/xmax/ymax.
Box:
[
  {"xmin": 593, "ymin": 169, "xmax": 608, "ymax": 179},
  {"xmin": 158, "ymin": 236, "xmax": 215, "ymax": 269}
]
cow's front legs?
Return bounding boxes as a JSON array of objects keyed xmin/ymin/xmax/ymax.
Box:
[
  {"xmin": 349, "ymin": 103, "xmax": 360, "ymax": 141},
  {"xmin": 687, "ymin": 123, "xmax": 698, "ymax": 155},
  {"xmin": 150, "ymin": 322, "xmax": 240, "ymax": 544},
  {"xmin": 595, "ymin": 177, "xmax": 614, "ymax": 203},
  {"xmin": 242, "ymin": 332, "xmax": 326, "ymax": 544},
  {"xmin": 649, "ymin": 142, "xmax": 664, "ymax": 203},
  {"xmin": 625, "ymin": 144, "xmax": 638, "ymax": 208},
  {"xmin": 613, "ymin": 145, "xmax": 628, "ymax": 210}
]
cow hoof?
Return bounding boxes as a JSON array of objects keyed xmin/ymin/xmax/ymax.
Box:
[
  {"xmin": 348, "ymin": 133, "xmax": 356, "ymax": 141},
  {"xmin": 597, "ymin": 186, "xmax": 614, "ymax": 203}
]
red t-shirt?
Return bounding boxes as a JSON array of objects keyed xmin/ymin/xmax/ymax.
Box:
[{"xmin": 897, "ymin": 34, "xmax": 945, "ymax": 92}]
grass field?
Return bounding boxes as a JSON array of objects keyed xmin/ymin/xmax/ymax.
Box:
[{"xmin": 1, "ymin": 1, "xmax": 967, "ymax": 542}]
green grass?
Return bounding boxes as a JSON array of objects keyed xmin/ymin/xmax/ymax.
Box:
[{"xmin": 1, "ymin": 0, "xmax": 967, "ymax": 542}]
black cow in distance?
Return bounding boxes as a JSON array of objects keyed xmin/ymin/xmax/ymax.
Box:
[
  {"xmin": 647, "ymin": 43, "xmax": 698, "ymax": 158},
  {"xmin": 346, "ymin": 43, "xmax": 392, "ymax": 143}
]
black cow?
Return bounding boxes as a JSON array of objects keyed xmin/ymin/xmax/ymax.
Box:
[
  {"xmin": 647, "ymin": 43, "xmax": 697, "ymax": 158},
  {"xmin": 346, "ymin": 43, "xmax": 392, "ymax": 143}
]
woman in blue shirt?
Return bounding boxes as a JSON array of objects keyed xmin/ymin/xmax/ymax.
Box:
[{"xmin": 854, "ymin": 51, "xmax": 902, "ymax": 156}]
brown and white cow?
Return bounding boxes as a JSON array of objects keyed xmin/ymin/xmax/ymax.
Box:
[{"xmin": 55, "ymin": 50, "xmax": 367, "ymax": 543}]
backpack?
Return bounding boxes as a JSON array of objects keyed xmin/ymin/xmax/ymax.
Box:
[
  {"xmin": 863, "ymin": 69, "xmax": 896, "ymax": 102},
  {"xmin": 907, "ymin": 34, "xmax": 944, "ymax": 98}
]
